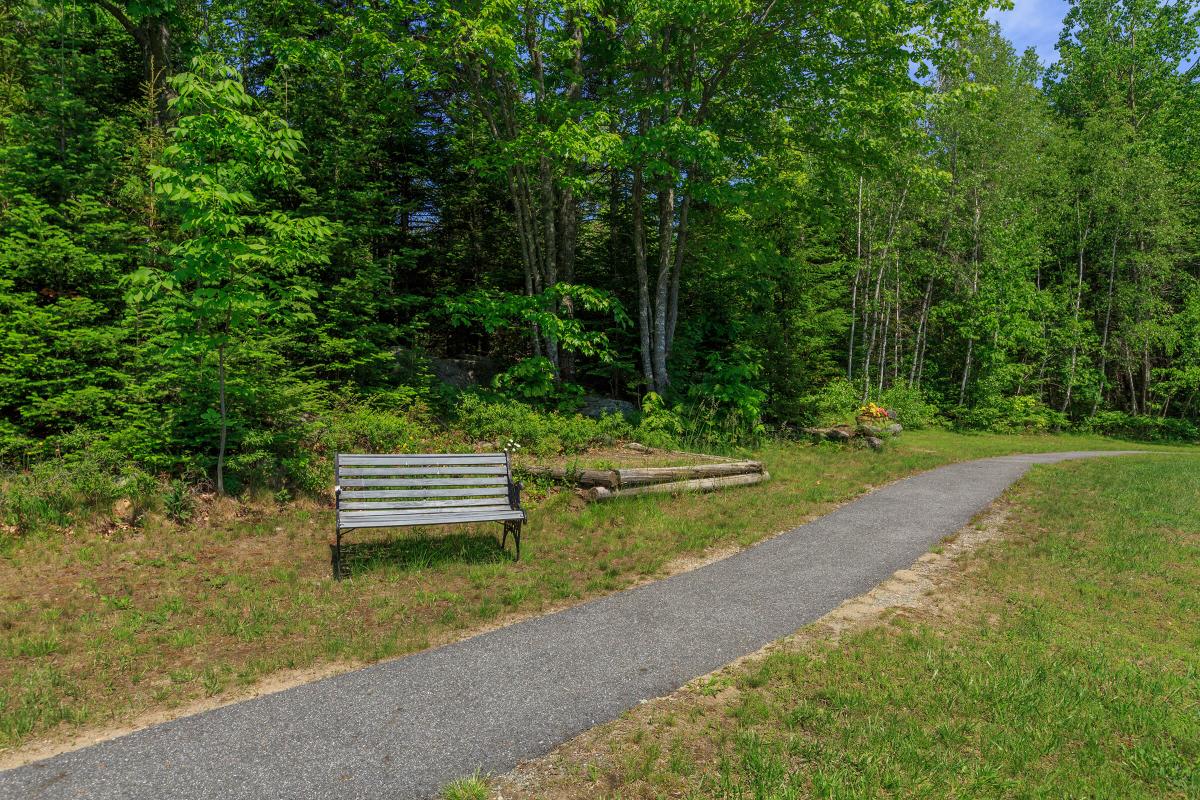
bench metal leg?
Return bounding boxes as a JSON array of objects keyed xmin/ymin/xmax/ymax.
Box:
[
  {"xmin": 500, "ymin": 520, "xmax": 523, "ymax": 561},
  {"xmin": 331, "ymin": 528, "xmax": 344, "ymax": 581}
]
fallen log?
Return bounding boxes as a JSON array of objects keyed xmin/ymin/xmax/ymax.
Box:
[
  {"xmin": 587, "ymin": 470, "xmax": 770, "ymax": 501},
  {"xmin": 526, "ymin": 461, "xmax": 763, "ymax": 490},
  {"xmin": 524, "ymin": 467, "xmax": 620, "ymax": 489},
  {"xmin": 615, "ymin": 461, "xmax": 763, "ymax": 487}
]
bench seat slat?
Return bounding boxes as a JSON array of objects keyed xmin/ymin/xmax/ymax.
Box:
[
  {"xmin": 338, "ymin": 498, "xmax": 511, "ymax": 511},
  {"xmin": 338, "ymin": 477, "xmax": 508, "ymax": 487},
  {"xmin": 341, "ymin": 503, "xmax": 513, "ymax": 516},
  {"xmin": 337, "ymin": 466, "xmax": 508, "ymax": 476},
  {"xmin": 338, "ymin": 454, "xmax": 507, "ymax": 466},
  {"xmin": 339, "ymin": 487, "xmax": 508, "ymax": 499},
  {"xmin": 338, "ymin": 509, "xmax": 525, "ymax": 529}
]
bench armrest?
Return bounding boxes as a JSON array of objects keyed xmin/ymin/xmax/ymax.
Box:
[
  {"xmin": 334, "ymin": 485, "xmax": 341, "ymax": 507},
  {"xmin": 508, "ymin": 480, "xmax": 523, "ymax": 511}
]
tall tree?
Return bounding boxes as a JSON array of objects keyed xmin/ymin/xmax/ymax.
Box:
[{"xmin": 130, "ymin": 56, "xmax": 331, "ymax": 492}]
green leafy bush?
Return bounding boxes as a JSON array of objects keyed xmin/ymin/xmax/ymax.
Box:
[
  {"xmin": 634, "ymin": 392, "xmax": 764, "ymax": 452},
  {"xmin": 491, "ymin": 357, "xmax": 584, "ymax": 411},
  {"xmin": 687, "ymin": 351, "xmax": 767, "ymax": 445},
  {"xmin": 0, "ymin": 455, "xmax": 155, "ymax": 535},
  {"xmin": 285, "ymin": 392, "xmax": 444, "ymax": 495},
  {"xmin": 957, "ymin": 395, "xmax": 1067, "ymax": 433},
  {"xmin": 1079, "ymin": 412, "xmax": 1199, "ymax": 442},
  {"xmin": 163, "ymin": 480, "xmax": 195, "ymax": 524},
  {"xmin": 633, "ymin": 392, "xmax": 685, "ymax": 449},
  {"xmin": 456, "ymin": 394, "xmax": 631, "ymax": 457},
  {"xmin": 879, "ymin": 385, "xmax": 940, "ymax": 429},
  {"xmin": 798, "ymin": 378, "xmax": 860, "ymax": 426}
]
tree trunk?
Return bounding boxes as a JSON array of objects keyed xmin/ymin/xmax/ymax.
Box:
[
  {"xmin": 910, "ymin": 277, "xmax": 933, "ymax": 386},
  {"xmin": 960, "ymin": 189, "xmax": 982, "ymax": 406},
  {"xmin": 849, "ymin": 174, "xmax": 863, "ymax": 378},
  {"xmin": 95, "ymin": 2, "xmax": 173, "ymax": 123},
  {"xmin": 652, "ymin": 181, "xmax": 675, "ymax": 394},
  {"xmin": 1092, "ymin": 234, "xmax": 1119, "ymax": 416},
  {"xmin": 666, "ymin": 192, "xmax": 690, "ymax": 355},
  {"xmin": 557, "ymin": 182, "xmax": 578, "ymax": 381},
  {"xmin": 632, "ymin": 163, "xmax": 654, "ymax": 390},
  {"xmin": 1061, "ymin": 200, "xmax": 1090, "ymax": 413},
  {"xmin": 216, "ymin": 342, "xmax": 228, "ymax": 496}
]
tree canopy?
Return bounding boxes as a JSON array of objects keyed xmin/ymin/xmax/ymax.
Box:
[{"xmin": 1, "ymin": 0, "xmax": 1198, "ymax": 486}]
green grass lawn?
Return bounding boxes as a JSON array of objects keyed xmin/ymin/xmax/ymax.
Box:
[
  {"xmin": 0, "ymin": 431, "xmax": 1189, "ymax": 760},
  {"xmin": 491, "ymin": 454, "xmax": 1200, "ymax": 799}
]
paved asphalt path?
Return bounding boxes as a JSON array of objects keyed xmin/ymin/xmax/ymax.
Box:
[{"xmin": 1, "ymin": 450, "xmax": 1142, "ymax": 800}]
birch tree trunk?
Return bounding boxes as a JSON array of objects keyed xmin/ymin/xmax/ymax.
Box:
[
  {"xmin": 1061, "ymin": 198, "xmax": 1091, "ymax": 413},
  {"xmin": 632, "ymin": 160, "xmax": 654, "ymax": 389},
  {"xmin": 1092, "ymin": 233, "xmax": 1119, "ymax": 416}
]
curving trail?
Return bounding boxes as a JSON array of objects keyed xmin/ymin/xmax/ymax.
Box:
[{"xmin": 0, "ymin": 451, "xmax": 1142, "ymax": 800}]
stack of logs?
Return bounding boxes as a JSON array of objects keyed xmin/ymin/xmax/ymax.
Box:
[{"xmin": 526, "ymin": 459, "xmax": 768, "ymax": 502}]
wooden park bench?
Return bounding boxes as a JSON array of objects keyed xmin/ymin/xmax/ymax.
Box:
[{"xmin": 332, "ymin": 452, "xmax": 525, "ymax": 580}]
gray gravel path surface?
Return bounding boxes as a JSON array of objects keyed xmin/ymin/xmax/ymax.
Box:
[{"xmin": 0, "ymin": 450, "xmax": 1141, "ymax": 800}]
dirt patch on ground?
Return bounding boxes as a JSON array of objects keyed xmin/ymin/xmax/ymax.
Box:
[{"xmin": 489, "ymin": 501, "xmax": 1014, "ymax": 800}]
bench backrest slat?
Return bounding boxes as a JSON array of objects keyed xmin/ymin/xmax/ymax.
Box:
[
  {"xmin": 337, "ymin": 466, "xmax": 507, "ymax": 476},
  {"xmin": 338, "ymin": 454, "xmax": 507, "ymax": 466},
  {"xmin": 338, "ymin": 504, "xmax": 513, "ymax": 517},
  {"xmin": 339, "ymin": 498, "xmax": 510, "ymax": 511},
  {"xmin": 339, "ymin": 476, "xmax": 507, "ymax": 487},
  {"xmin": 340, "ymin": 487, "xmax": 509, "ymax": 499}
]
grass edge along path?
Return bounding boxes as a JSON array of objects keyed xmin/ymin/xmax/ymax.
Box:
[
  {"xmin": 0, "ymin": 432, "xmax": 1190, "ymax": 763},
  {"xmin": 485, "ymin": 454, "xmax": 1200, "ymax": 800}
]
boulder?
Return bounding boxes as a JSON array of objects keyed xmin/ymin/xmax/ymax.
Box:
[
  {"xmin": 579, "ymin": 395, "xmax": 637, "ymax": 420},
  {"xmin": 424, "ymin": 355, "xmax": 498, "ymax": 390},
  {"xmin": 864, "ymin": 436, "xmax": 885, "ymax": 451},
  {"xmin": 826, "ymin": 427, "xmax": 854, "ymax": 443},
  {"xmin": 885, "ymin": 422, "xmax": 903, "ymax": 436},
  {"xmin": 112, "ymin": 498, "xmax": 134, "ymax": 523}
]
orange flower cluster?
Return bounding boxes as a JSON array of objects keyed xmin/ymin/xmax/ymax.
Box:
[{"xmin": 857, "ymin": 402, "xmax": 891, "ymax": 420}]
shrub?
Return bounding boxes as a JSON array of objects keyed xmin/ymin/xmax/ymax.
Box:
[
  {"xmin": 798, "ymin": 378, "xmax": 860, "ymax": 426},
  {"xmin": 633, "ymin": 392, "xmax": 685, "ymax": 449},
  {"xmin": 0, "ymin": 454, "xmax": 155, "ymax": 535},
  {"xmin": 456, "ymin": 394, "xmax": 631, "ymax": 457},
  {"xmin": 163, "ymin": 480, "xmax": 195, "ymax": 524},
  {"xmin": 689, "ymin": 350, "xmax": 767, "ymax": 442},
  {"xmin": 288, "ymin": 392, "xmax": 444, "ymax": 495},
  {"xmin": 633, "ymin": 392, "xmax": 765, "ymax": 452},
  {"xmin": 491, "ymin": 356, "xmax": 584, "ymax": 411},
  {"xmin": 1079, "ymin": 411, "xmax": 1199, "ymax": 442},
  {"xmin": 879, "ymin": 384, "xmax": 940, "ymax": 429},
  {"xmin": 957, "ymin": 395, "xmax": 1067, "ymax": 433}
]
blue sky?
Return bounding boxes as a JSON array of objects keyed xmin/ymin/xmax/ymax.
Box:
[{"xmin": 988, "ymin": 0, "xmax": 1071, "ymax": 66}]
